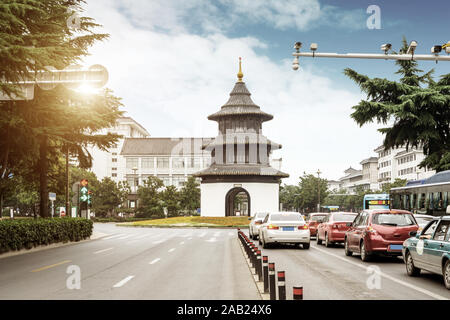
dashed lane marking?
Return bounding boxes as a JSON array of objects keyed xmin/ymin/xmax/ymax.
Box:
[
  {"xmin": 93, "ymin": 247, "xmax": 113, "ymax": 254},
  {"xmin": 149, "ymin": 258, "xmax": 161, "ymax": 265},
  {"xmin": 113, "ymin": 275, "xmax": 135, "ymax": 288}
]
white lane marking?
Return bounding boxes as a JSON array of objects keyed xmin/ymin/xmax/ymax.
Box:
[
  {"xmin": 198, "ymin": 232, "xmax": 207, "ymax": 238},
  {"xmin": 126, "ymin": 240, "xmax": 139, "ymax": 244},
  {"xmin": 311, "ymin": 245, "xmax": 448, "ymax": 300},
  {"xmin": 102, "ymin": 234, "xmax": 124, "ymax": 240},
  {"xmin": 149, "ymin": 258, "xmax": 161, "ymax": 265},
  {"xmin": 113, "ymin": 275, "xmax": 135, "ymax": 288},
  {"xmin": 213, "ymin": 231, "xmax": 221, "ymax": 237},
  {"xmin": 153, "ymin": 239, "xmax": 166, "ymax": 244},
  {"xmin": 118, "ymin": 235, "xmax": 133, "ymax": 240},
  {"xmin": 180, "ymin": 241, "xmax": 185, "ymax": 245},
  {"xmin": 93, "ymin": 247, "xmax": 114, "ymax": 254},
  {"xmin": 206, "ymin": 237, "xmax": 217, "ymax": 242},
  {"xmin": 188, "ymin": 237, "xmax": 193, "ymax": 240},
  {"xmin": 229, "ymin": 232, "xmax": 234, "ymax": 236},
  {"xmin": 168, "ymin": 248, "xmax": 176, "ymax": 253}
]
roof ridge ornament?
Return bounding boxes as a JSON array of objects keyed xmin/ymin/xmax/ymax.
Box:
[{"xmin": 237, "ymin": 57, "xmax": 243, "ymax": 82}]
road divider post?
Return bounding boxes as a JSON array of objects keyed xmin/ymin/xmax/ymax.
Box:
[
  {"xmin": 293, "ymin": 286, "xmax": 303, "ymax": 300},
  {"xmin": 263, "ymin": 256, "xmax": 269, "ymax": 293},
  {"xmin": 256, "ymin": 250, "xmax": 262, "ymax": 281},
  {"xmin": 277, "ymin": 271, "xmax": 286, "ymax": 300},
  {"xmin": 269, "ymin": 262, "xmax": 276, "ymax": 300}
]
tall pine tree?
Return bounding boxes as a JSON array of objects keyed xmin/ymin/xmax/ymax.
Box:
[
  {"xmin": 1, "ymin": 0, "xmax": 123, "ymax": 217},
  {"xmin": 345, "ymin": 37, "xmax": 450, "ymax": 172}
]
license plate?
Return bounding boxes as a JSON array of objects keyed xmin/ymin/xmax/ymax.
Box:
[
  {"xmin": 282, "ymin": 227, "xmax": 294, "ymax": 231},
  {"xmin": 389, "ymin": 244, "xmax": 403, "ymax": 251}
]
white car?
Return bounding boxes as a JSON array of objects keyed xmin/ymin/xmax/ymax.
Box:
[
  {"xmin": 258, "ymin": 211, "xmax": 310, "ymax": 249},
  {"xmin": 413, "ymin": 214, "xmax": 434, "ymax": 231},
  {"xmin": 249, "ymin": 212, "xmax": 269, "ymax": 240}
]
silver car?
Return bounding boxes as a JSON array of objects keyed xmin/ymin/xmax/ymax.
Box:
[
  {"xmin": 413, "ymin": 214, "xmax": 434, "ymax": 231},
  {"xmin": 258, "ymin": 211, "xmax": 310, "ymax": 249},
  {"xmin": 249, "ymin": 212, "xmax": 269, "ymax": 240}
]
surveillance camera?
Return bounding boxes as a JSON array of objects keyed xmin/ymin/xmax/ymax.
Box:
[
  {"xmin": 310, "ymin": 43, "xmax": 318, "ymax": 51},
  {"xmin": 431, "ymin": 45, "xmax": 442, "ymax": 54},
  {"xmin": 292, "ymin": 57, "xmax": 299, "ymax": 70},
  {"xmin": 294, "ymin": 42, "xmax": 302, "ymax": 50},
  {"xmin": 407, "ymin": 40, "xmax": 418, "ymax": 54},
  {"xmin": 380, "ymin": 43, "xmax": 392, "ymax": 52}
]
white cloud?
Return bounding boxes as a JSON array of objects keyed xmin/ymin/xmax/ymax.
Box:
[{"xmin": 82, "ymin": 0, "xmax": 382, "ymax": 184}]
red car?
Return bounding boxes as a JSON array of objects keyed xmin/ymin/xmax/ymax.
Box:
[
  {"xmin": 316, "ymin": 212, "xmax": 357, "ymax": 247},
  {"xmin": 307, "ymin": 212, "xmax": 328, "ymax": 237},
  {"xmin": 344, "ymin": 209, "xmax": 419, "ymax": 262}
]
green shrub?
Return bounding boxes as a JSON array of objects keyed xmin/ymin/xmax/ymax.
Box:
[{"xmin": 0, "ymin": 218, "xmax": 93, "ymax": 254}]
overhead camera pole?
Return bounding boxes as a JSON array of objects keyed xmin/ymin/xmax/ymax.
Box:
[{"xmin": 292, "ymin": 41, "xmax": 450, "ymax": 70}]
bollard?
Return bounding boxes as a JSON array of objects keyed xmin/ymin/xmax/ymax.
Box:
[
  {"xmin": 293, "ymin": 286, "xmax": 303, "ymax": 300},
  {"xmin": 269, "ymin": 262, "xmax": 276, "ymax": 300},
  {"xmin": 263, "ymin": 256, "xmax": 269, "ymax": 293},
  {"xmin": 256, "ymin": 250, "xmax": 262, "ymax": 281},
  {"xmin": 277, "ymin": 271, "xmax": 286, "ymax": 300}
]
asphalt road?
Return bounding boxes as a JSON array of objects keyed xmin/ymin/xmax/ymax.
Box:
[
  {"xmin": 0, "ymin": 224, "xmax": 260, "ymax": 300},
  {"xmin": 246, "ymin": 232, "xmax": 450, "ymax": 300}
]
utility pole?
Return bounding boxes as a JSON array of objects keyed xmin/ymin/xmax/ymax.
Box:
[
  {"xmin": 317, "ymin": 169, "xmax": 321, "ymax": 212},
  {"xmin": 291, "ymin": 41, "xmax": 450, "ymax": 71}
]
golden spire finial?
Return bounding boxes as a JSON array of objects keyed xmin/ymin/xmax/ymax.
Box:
[{"xmin": 237, "ymin": 57, "xmax": 243, "ymax": 82}]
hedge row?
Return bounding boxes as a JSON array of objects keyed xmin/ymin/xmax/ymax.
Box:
[{"xmin": 0, "ymin": 218, "xmax": 93, "ymax": 253}]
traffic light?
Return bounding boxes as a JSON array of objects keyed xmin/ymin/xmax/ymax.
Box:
[
  {"xmin": 80, "ymin": 179, "xmax": 89, "ymax": 203},
  {"xmin": 87, "ymin": 190, "xmax": 92, "ymax": 205}
]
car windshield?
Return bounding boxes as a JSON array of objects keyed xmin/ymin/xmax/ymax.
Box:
[
  {"xmin": 372, "ymin": 213, "xmax": 416, "ymax": 226},
  {"xmin": 310, "ymin": 215, "xmax": 327, "ymax": 222},
  {"xmin": 333, "ymin": 214, "xmax": 356, "ymax": 222},
  {"xmin": 271, "ymin": 213, "xmax": 304, "ymax": 222}
]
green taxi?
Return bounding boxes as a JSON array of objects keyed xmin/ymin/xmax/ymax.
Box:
[{"xmin": 402, "ymin": 215, "xmax": 450, "ymax": 289}]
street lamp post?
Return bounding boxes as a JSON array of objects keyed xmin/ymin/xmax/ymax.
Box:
[
  {"xmin": 317, "ymin": 169, "xmax": 321, "ymax": 212},
  {"xmin": 132, "ymin": 167, "xmax": 138, "ymax": 193}
]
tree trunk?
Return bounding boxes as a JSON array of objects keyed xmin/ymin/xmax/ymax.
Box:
[{"xmin": 39, "ymin": 136, "xmax": 49, "ymax": 217}]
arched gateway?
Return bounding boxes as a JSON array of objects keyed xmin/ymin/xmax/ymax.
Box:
[{"xmin": 194, "ymin": 58, "xmax": 289, "ymax": 217}]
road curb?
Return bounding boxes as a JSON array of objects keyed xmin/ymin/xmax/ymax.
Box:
[
  {"xmin": 0, "ymin": 231, "xmax": 110, "ymax": 260},
  {"xmin": 238, "ymin": 238, "xmax": 270, "ymax": 300}
]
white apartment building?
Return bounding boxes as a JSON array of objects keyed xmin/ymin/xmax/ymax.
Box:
[
  {"xmin": 336, "ymin": 157, "xmax": 379, "ymax": 194},
  {"xmin": 374, "ymin": 145, "xmax": 435, "ymax": 189},
  {"xmin": 119, "ymin": 137, "xmax": 213, "ymax": 191},
  {"xmin": 87, "ymin": 117, "xmax": 150, "ymax": 182}
]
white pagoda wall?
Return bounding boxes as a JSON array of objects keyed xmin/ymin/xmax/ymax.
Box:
[{"xmin": 200, "ymin": 182, "xmax": 279, "ymax": 217}]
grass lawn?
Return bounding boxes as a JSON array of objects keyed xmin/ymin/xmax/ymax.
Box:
[{"xmin": 118, "ymin": 216, "xmax": 251, "ymax": 228}]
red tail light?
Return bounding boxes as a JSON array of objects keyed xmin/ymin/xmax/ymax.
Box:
[
  {"xmin": 267, "ymin": 224, "xmax": 279, "ymax": 230},
  {"xmin": 298, "ymin": 225, "xmax": 308, "ymax": 230},
  {"xmin": 366, "ymin": 225, "xmax": 378, "ymax": 235},
  {"xmin": 333, "ymin": 224, "xmax": 339, "ymax": 229},
  {"xmin": 255, "ymin": 221, "xmax": 262, "ymax": 225}
]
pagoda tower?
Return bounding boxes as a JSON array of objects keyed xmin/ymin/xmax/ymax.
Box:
[{"xmin": 194, "ymin": 58, "xmax": 288, "ymax": 217}]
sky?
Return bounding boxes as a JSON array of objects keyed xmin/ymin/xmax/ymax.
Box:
[{"xmin": 80, "ymin": 0, "xmax": 450, "ymax": 184}]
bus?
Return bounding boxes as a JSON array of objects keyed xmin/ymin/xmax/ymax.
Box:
[
  {"xmin": 363, "ymin": 194, "xmax": 390, "ymax": 210},
  {"xmin": 390, "ymin": 170, "xmax": 450, "ymax": 216}
]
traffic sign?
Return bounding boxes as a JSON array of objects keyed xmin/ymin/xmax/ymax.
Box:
[{"xmin": 49, "ymin": 192, "xmax": 56, "ymax": 201}]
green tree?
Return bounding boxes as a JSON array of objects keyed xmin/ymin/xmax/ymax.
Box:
[
  {"xmin": 179, "ymin": 177, "xmax": 200, "ymax": 215},
  {"xmin": 0, "ymin": 1, "xmax": 123, "ymax": 217},
  {"xmin": 279, "ymin": 184, "xmax": 301, "ymax": 211},
  {"xmin": 161, "ymin": 185, "xmax": 180, "ymax": 217},
  {"xmin": 297, "ymin": 173, "xmax": 329, "ymax": 213},
  {"xmin": 345, "ymin": 37, "xmax": 450, "ymax": 172},
  {"xmin": 381, "ymin": 178, "xmax": 407, "ymax": 193},
  {"xmin": 91, "ymin": 177, "xmax": 128, "ymax": 217},
  {"xmin": 136, "ymin": 176, "xmax": 164, "ymax": 219}
]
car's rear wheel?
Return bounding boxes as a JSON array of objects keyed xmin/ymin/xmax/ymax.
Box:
[
  {"xmin": 325, "ymin": 233, "xmax": 331, "ymax": 247},
  {"xmin": 444, "ymin": 260, "xmax": 450, "ymax": 290},
  {"xmin": 360, "ymin": 241, "xmax": 371, "ymax": 262},
  {"xmin": 262, "ymin": 234, "xmax": 269, "ymax": 249},
  {"xmin": 303, "ymin": 242, "xmax": 310, "ymax": 249},
  {"xmin": 258, "ymin": 234, "xmax": 262, "ymax": 245},
  {"xmin": 344, "ymin": 238, "xmax": 352, "ymax": 256},
  {"xmin": 405, "ymin": 251, "xmax": 421, "ymax": 277},
  {"xmin": 317, "ymin": 232, "xmax": 322, "ymax": 245}
]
